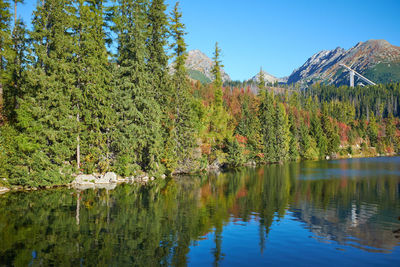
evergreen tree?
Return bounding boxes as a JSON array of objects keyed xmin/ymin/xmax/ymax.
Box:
[
  {"xmin": 7, "ymin": 0, "xmax": 78, "ymax": 186},
  {"xmin": 112, "ymin": 0, "xmax": 163, "ymax": 176},
  {"xmin": 147, "ymin": 0, "xmax": 169, "ymax": 103},
  {"xmin": 168, "ymin": 2, "xmax": 199, "ymax": 173},
  {"xmin": 287, "ymin": 109, "xmax": 300, "ymax": 161},
  {"xmin": 72, "ymin": 0, "xmax": 114, "ymax": 173},
  {"xmin": 310, "ymin": 113, "xmax": 327, "ymax": 158},
  {"xmin": 0, "ymin": 0, "xmax": 12, "ymax": 118},
  {"xmin": 367, "ymin": 112, "xmax": 378, "ymax": 147},
  {"xmin": 274, "ymin": 103, "xmax": 290, "ymax": 162},
  {"xmin": 2, "ymin": 18, "xmax": 27, "ymax": 122},
  {"xmin": 259, "ymin": 91, "xmax": 275, "ymax": 162},
  {"xmin": 321, "ymin": 113, "xmax": 340, "ymax": 155},
  {"xmin": 258, "ymin": 67, "xmax": 265, "ymax": 91},
  {"xmin": 212, "ymin": 42, "xmax": 223, "ymax": 91}
]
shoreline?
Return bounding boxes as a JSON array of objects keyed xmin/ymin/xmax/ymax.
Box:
[{"xmin": 0, "ymin": 153, "xmax": 398, "ymax": 195}]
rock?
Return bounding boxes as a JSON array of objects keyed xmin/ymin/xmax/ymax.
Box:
[
  {"xmin": 104, "ymin": 172, "xmax": 117, "ymax": 183},
  {"xmin": 208, "ymin": 159, "xmax": 221, "ymax": 170},
  {"xmin": 74, "ymin": 174, "xmax": 96, "ymax": 185},
  {"xmin": 95, "ymin": 172, "xmax": 117, "ymax": 184},
  {"xmin": 0, "ymin": 187, "xmax": 10, "ymax": 195}
]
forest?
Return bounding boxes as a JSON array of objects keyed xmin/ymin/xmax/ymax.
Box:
[{"xmin": 0, "ymin": 0, "xmax": 399, "ymax": 187}]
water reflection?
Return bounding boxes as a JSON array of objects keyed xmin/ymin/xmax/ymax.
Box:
[{"xmin": 0, "ymin": 157, "xmax": 399, "ymax": 266}]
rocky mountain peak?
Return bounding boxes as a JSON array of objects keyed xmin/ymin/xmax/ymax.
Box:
[
  {"xmin": 287, "ymin": 39, "xmax": 400, "ymax": 86},
  {"xmin": 185, "ymin": 49, "xmax": 231, "ymax": 82},
  {"xmin": 250, "ymin": 70, "xmax": 278, "ymax": 84}
]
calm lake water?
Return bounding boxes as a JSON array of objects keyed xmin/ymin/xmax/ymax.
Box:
[{"xmin": 1, "ymin": 157, "xmax": 400, "ymax": 266}]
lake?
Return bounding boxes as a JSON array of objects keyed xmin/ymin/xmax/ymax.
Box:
[{"xmin": 0, "ymin": 157, "xmax": 399, "ymax": 266}]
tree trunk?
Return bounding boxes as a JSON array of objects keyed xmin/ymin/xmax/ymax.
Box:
[{"xmin": 77, "ymin": 112, "xmax": 80, "ymax": 171}]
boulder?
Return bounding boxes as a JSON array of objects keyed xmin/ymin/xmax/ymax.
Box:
[
  {"xmin": 74, "ymin": 174, "xmax": 96, "ymax": 185},
  {"xmin": 0, "ymin": 187, "xmax": 10, "ymax": 195},
  {"xmin": 95, "ymin": 172, "xmax": 117, "ymax": 184},
  {"xmin": 104, "ymin": 172, "xmax": 117, "ymax": 183}
]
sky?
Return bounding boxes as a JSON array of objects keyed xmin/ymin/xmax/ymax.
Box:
[{"xmin": 17, "ymin": 0, "xmax": 400, "ymax": 81}]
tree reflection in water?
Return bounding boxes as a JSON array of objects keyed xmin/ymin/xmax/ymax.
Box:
[{"xmin": 0, "ymin": 157, "xmax": 399, "ymax": 266}]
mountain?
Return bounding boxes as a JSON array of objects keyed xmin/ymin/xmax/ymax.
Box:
[
  {"xmin": 185, "ymin": 49, "xmax": 231, "ymax": 84},
  {"xmin": 287, "ymin": 39, "xmax": 400, "ymax": 86},
  {"xmin": 249, "ymin": 70, "xmax": 278, "ymax": 84}
]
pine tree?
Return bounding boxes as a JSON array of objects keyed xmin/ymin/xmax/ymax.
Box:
[
  {"xmin": 274, "ymin": 103, "xmax": 290, "ymax": 162},
  {"xmin": 259, "ymin": 91, "xmax": 275, "ymax": 162},
  {"xmin": 321, "ymin": 113, "xmax": 340, "ymax": 155},
  {"xmin": 112, "ymin": 0, "xmax": 163, "ymax": 176},
  {"xmin": 0, "ymin": 0, "xmax": 12, "ymax": 118},
  {"xmin": 310, "ymin": 113, "xmax": 327, "ymax": 158},
  {"xmin": 287, "ymin": 109, "xmax": 300, "ymax": 161},
  {"xmin": 168, "ymin": 2, "xmax": 199, "ymax": 173},
  {"xmin": 258, "ymin": 67, "xmax": 266, "ymax": 91},
  {"xmin": 2, "ymin": 18, "xmax": 27, "ymax": 122},
  {"xmin": 7, "ymin": 0, "xmax": 78, "ymax": 186},
  {"xmin": 72, "ymin": 0, "xmax": 114, "ymax": 173},
  {"xmin": 212, "ymin": 42, "xmax": 223, "ymax": 91},
  {"xmin": 147, "ymin": 0, "xmax": 169, "ymax": 103},
  {"xmin": 367, "ymin": 112, "xmax": 378, "ymax": 147}
]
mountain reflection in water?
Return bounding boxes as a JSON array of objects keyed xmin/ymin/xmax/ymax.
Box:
[{"xmin": 0, "ymin": 157, "xmax": 399, "ymax": 266}]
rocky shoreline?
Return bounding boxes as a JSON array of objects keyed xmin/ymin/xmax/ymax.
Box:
[{"xmin": 0, "ymin": 153, "xmax": 398, "ymax": 195}]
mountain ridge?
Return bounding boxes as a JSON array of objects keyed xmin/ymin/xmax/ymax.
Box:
[{"xmin": 287, "ymin": 39, "xmax": 400, "ymax": 86}]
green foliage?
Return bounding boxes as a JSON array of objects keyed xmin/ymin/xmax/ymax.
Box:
[
  {"xmin": 187, "ymin": 69, "xmax": 211, "ymax": 84},
  {"xmin": 112, "ymin": 0, "xmax": 163, "ymax": 176},
  {"xmin": 274, "ymin": 103, "xmax": 290, "ymax": 162},
  {"xmin": 364, "ymin": 62, "xmax": 400, "ymax": 84},
  {"xmin": 259, "ymin": 91, "xmax": 275, "ymax": 162},
  {"xmin": 367, "ymin": 112, "xmax": 379, "ymax": 147}
]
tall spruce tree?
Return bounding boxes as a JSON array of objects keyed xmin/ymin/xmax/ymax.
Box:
[
  {"xmin": 147, "ymin": 0, "xmax": 169, "ymax": 103},
  {"xmin": 367, "ymin": 112, "xmax": 378, "ymax": 147},
  {"xmin": 168, "ymin": 2, "xmax": 198, "ymax": 173},
  {"xmin": 2, "ymin": 18, "xmax": 27, "ymax": 122},
  {"xmin": 258, "ymin": 67, "xmax": 265, "ymax": 91},
  {"xmin": 72, "ymin": 0, "xmax": 114, "ymax": 173},
  {"xmin": 0, "ymin": 0, "xmax": 12, "ymax": 118},
  {"xmin": 112, "ymin": 0, "xmax": 163, "ymax": 176},
  {"xmin": 7, "ymin": 0, "xmax": 78, "ymax": 186}
]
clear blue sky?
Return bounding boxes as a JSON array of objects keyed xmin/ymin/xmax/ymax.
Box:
[{"xmin": 17, "ymin": 0, "xmax": 400, "ymax": 81}]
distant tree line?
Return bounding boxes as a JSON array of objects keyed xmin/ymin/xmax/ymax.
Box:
[{"xmin": 0, "ymin": 0, "xmax": 399, "ymax": 187}]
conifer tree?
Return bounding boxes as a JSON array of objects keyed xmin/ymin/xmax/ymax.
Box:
[
  {"xmin": 205, "ymin": 42, "xmax": 232, "ymax": 162},
  {"xmin": 112, "ymin": 0, "xmax": 163, "ymax": 176},
  {"xmin": 287, "ymin": 109, "xmax": 300, "ymax": 161},
  {"xmin": 274, "ymin": 103, "xmax": 290, "ymax": 162},
  {"xmin": 147, "ymin": 0, "xmax": 169, "ymax": 103},
  {"xmin": 72, "ymin": 0, "xmax": 114, "ymax": 173},
  {"xmin": 0, "ymin": 0, "xmax": 12, "ymax": 116},
  {"xmin": 367, "ymin": 112, "xmax": 378, "ymax": 147},
  {"xmin": 2, "ymin": 18, "xmax": 27, "ymax": 122},
  {"xmin": 259, "ymin": 91, "xmax": 275, "ymax": 162},
  {"xmin": 212, "ymin": 42, "xmax": 223, "ymax": 92},
  {"xmin": 310, "ymin": 113, "xmax": 327, "ymax": 158},
  {"xmin": 321, "ymin": 113, "xmax": 340, "ymax": 154},
  {"xmin": 168, "ymin": 1, "xmax": 198, "ymax": 172},
  {"xmin": 7, "ymin": 0, "xmax": 78, "ymax": 186},
  {"xmin": 258, "ymin": 67, "xmax": 265, "ymax": 91}
]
